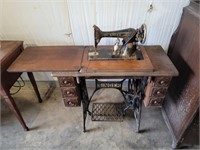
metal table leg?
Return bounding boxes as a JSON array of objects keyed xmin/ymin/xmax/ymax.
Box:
[
  {"xmin": 123, "ymin": 77, "xmax": 147, "ymax": 133},
  {"xmin": 79, "ymin": 77, "xmax": 91, "ymax": 132},
  {"xmin": 80, "ymin": 77, "xmax": 146, "ymax": 133}
]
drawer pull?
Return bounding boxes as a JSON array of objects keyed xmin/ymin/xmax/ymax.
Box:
[
  {"xmin": 66, "ymin": 91, "xmax": 74, "ymax": 96},
  {"xmin": 156, "ymin": 91, "xmax": 161, "ymax": 95},
  {"xmin": 58, "ymin": 77, "xmax": 75, "ymax": 87},
  {"xmin": 63, "ymin": 97, "xmax": 80, "ymax": 107},
  {"xmin": 160, "ymin": 80, "xmax": 165, "ymax": 84},
  {"xmin": 152, "ymin": 88, "xmax": 167, "ymax": 97},
  {"xmin": 61, "ymin": 87, "xmax": 77, "ymax": 97},
  {"xmin": 154, "ymin": 77, "xmax": 171, "ymax": 87},
  {"xmin": 63, "ymin": 80, "xmax": 71, "ymax": 85},
  {"xmin": 67, "ymin": 101, "xmax": 76, "ymax": 106},
  {"xmin": 63, "ymin": 80, "xmax": 68, "ymax": 84},
  {"xmin": 149, "ymin": 97, "xmax": 164, "ymax": 106}
]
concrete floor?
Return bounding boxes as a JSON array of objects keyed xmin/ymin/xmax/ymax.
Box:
[{"xmin": 0, "ymin": 81, "xmax": 198, "ymax": 149}]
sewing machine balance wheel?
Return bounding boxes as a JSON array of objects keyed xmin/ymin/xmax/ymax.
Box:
[{"xmin": 141, "ymin": 24, "xmax": 147, "ymax": 44}]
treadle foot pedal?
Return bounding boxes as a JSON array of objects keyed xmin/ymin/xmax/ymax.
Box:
[{"xmin": 91, "ymin": 103, "xmax": 123, "ymax": 121}]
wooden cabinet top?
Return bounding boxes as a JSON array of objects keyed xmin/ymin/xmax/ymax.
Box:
[
  {"xmin": 8, "ymin": 46, "xmax": 84, "ymax": 72},
  {"xmin": 0, "ymin": 41, "xmax": 23, "ymax": 62},
  {"xmin": 8, "ymin": 45, "xmax": 178, "ymax": 77},
  {"xmin": 1, "ymin": 41, "xmax": 23, "ymax": 72}
]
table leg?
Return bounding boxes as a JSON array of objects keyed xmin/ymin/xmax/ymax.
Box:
[
  {"xmin": 134, "ymin": 99, "xmax": 142, "ymax": 133},
  {"xmin": 27, "ymin": 72, "xmax": 42, "ymax": 103},
  {"xmin": 1, "ymin": 89, "xmax": 29, "ymax": 131},
  {"xmin": 80, "ymin": 77, "xmax": 91, "ymax": 132},
  {"xmin": 123, "ymin": 78, "xmax": 147, "ymax": 133}
]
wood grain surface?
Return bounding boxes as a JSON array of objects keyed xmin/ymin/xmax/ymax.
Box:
[
  {"xmin": 8, "ymin": 45, "xmax": 178, "ymax": 77},
  {"xmin": 8, "ymin": 46, "xmax": 84, "ymax": 72}
]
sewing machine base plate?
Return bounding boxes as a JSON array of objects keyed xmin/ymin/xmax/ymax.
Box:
[{"xmin": 88, "ymin": 49, "xmax": 144, "ymax": 60}]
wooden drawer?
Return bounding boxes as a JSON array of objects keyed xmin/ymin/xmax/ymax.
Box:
[
  {"xmin": 58, "ymin": 77, "xmax": 75, "ymax": 87},
  {"xmin": 154, "ymin": 77, "xmax": 171, "ymax": 87},
  {"xmin": 149, "ymin": 97, "xmax": 164, "ymax": 106},
  {"xmin": 61, "ymin": 87, "xmax": 77, "ymax": 98},
  {"xmin": 57, "ymin": 76, "xmax": 81, "ymax": 107},
  {"xmin": 63, "ymin": 97, "xmax": 80, "ymax": 107},
  {"xmin": 144, "ymin": 76, "xmax": 171, "ymax": 107},
  {"xmin": 151, "ymin": 88, "xmax": 167, "ymax": 97}
]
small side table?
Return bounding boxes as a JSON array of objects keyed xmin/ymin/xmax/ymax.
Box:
[{"xmin": 0, "ymin": 41, "xmax": 42, "ymax": 131}]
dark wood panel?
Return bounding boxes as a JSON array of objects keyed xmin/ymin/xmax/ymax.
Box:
[
  {"xmin": 1, "ymin": 41, "xmax": 28, "ymax": 131},
  {"xmin": 162, "ymin": 1, "xmax": 199, "ymax": 148},
  {"xmin": 0, "ymin": 41, "xmax": 23, "ymax": 62},
  {"xmin": 0, "ymin": 41, "xmax": 23, "ymax": 89}
]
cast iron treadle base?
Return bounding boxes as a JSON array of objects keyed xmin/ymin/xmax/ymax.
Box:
[{"xmin": 91, "ymin": 103, "xmax": 123, "ymax": 121}]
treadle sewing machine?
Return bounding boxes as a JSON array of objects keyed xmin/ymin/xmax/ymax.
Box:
[
  {"xmin": 7, "ymin": 24, "xmax": 178, "ymax": 134},
  {"xmin": 85, "ymin": 24, "xmax": 148, "ymax": 132}
]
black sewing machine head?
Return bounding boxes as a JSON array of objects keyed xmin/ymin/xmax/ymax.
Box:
[{"xmin": 88, "ymin": 24, "xmax": 147, "ymax": 60}]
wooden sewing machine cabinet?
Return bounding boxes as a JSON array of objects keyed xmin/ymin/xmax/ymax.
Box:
[{"xmin": 8, "ymin": 45, "xmax": 178, "ymax": 134}]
